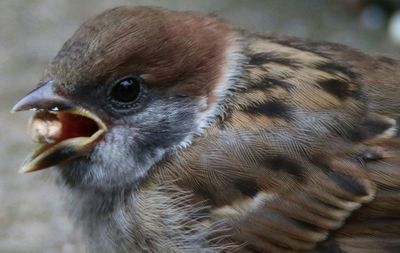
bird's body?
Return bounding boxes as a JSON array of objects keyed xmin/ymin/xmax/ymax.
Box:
[{"xmin": 13, "ymin": 6, "xmax": 400, "ymax": 253}]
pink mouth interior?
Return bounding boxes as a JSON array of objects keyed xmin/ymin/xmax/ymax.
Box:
[
  {"xmin": 29, "ymin": 112, "xmax": 99, "ymax": 144},
  {"xmin": 57, "ymin": 113, "xmax": 99, "ymax": 142}
]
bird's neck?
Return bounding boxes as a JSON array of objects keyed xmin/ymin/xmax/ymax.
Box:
[{"xmin": 60, "ymin": 180, "xmax": 220, "ymax": 253}]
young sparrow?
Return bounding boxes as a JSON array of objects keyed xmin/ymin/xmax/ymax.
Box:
[{"xmin": 12, "ymin": 6, "xmax": 400, "ymax": 253}]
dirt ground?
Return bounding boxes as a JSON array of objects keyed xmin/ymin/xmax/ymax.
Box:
[{"xmin": 0, "ymin": 0, "xmax": 398, "ymax": 252}]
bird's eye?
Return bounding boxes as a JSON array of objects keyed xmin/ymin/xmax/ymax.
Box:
[{"xmin": 109, "ymin": 76, "xmax": 142, "ymax": 104}]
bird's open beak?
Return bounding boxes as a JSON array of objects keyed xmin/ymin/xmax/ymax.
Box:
[{"xmin": 12, "ymin": 81, "xmax": 107, "ymax": 173}]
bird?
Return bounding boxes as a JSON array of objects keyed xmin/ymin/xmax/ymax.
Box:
[{"xmin": 12, "ymin": 6, "xmax": 400, "ymax": 253}]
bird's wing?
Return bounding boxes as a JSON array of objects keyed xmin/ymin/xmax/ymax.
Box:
[
  {"xmin": 160, "ymin": 35, "xmax": 400, "ymax": 252},
  {"xmin": 314, "ymin": 43, "xmax": 400, "ymax": 253}
]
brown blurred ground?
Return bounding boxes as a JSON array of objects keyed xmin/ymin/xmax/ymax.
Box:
[{"xmin": 0, "ymin": 1, "xmax": 398, "ymax": 252}]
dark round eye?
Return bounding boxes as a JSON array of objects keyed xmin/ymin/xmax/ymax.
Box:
[{"xmin": 109, "ymin": 76, "xmax": 142, "ymax": 103}]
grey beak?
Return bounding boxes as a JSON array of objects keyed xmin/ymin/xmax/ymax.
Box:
[{"xmin": 11, "ymin": 80, "xmax": 73, "ymax": 113}]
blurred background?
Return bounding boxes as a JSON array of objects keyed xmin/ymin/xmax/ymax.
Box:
[{"xmin": 0, "ymin": 0, "xmax": 399, "ymax": 252}]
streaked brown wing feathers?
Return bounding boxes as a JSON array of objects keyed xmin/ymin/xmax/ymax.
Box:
[
  {"xmin": 157, "ymin": 35, "xmax": 400, "ymax": 252},
  {"xmin": 215, "ymin": 37, "xmax": 400, "ymax": 252}
]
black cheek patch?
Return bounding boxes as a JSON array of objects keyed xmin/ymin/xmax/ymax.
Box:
[{"xmin": 244, "ymin": 101, "xmax": 293, "ymax": 120}]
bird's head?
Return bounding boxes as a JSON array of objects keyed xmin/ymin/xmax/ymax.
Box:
[{"xmin": 12, "ymin": 6, "xmax": 243, "ymax": 188}]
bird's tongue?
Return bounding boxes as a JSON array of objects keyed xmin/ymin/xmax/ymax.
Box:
[{"xmin": 29, "ymin": 111, "xmax": 99, "ymax": 145}]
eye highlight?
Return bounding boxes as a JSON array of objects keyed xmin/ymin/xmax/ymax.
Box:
[{"xmin": 109, "ymin": 75, "xmax": 142, "ymax": 105}]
